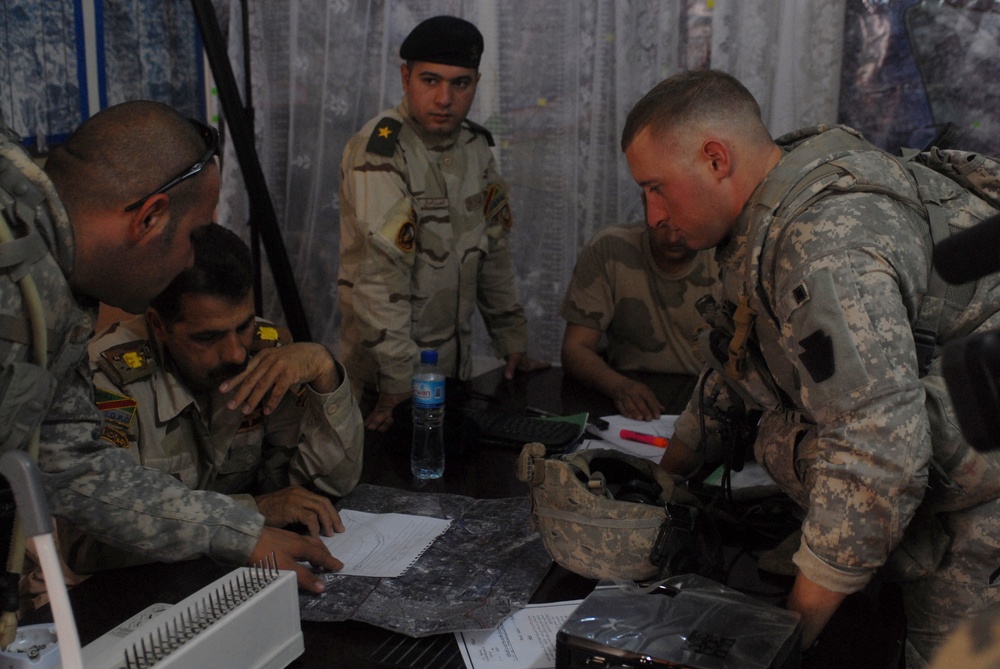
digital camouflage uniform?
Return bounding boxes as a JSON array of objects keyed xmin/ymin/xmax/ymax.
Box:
[
  {"xmin": 927, "ymin": 603, "xmax": 1000, "ymax": 669},
  {"xmin": 0, "ymin": 120, "xmax": 262, "ymax": 571},
  {"xmin": 338, "ymin": 99, "xmax": 528, "ymax": 396},
  {"xmin": 670, "ymin": 125, "xmax": 1000, "ymax": 664},
  {"xmin": 560, "ymin": 223, "xmax": 718, "ymax": 376},
  {"xmin": 57, "ymin": 315, "xmax": 365, "ymax": 571}
]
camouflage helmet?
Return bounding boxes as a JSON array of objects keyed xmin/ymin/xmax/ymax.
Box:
[{"xmin": 517, "ymin": 443, "xmax": 700, "ymax": 581}]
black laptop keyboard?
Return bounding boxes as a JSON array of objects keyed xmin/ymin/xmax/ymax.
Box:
[{"xmin": 466, "ymin": 411, "xmax": 581, "ymax": 449}]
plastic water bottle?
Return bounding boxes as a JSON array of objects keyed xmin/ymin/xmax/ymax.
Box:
[{"xmin": 411, "ymin": 350, "xmax": 445, "ymax": 479}]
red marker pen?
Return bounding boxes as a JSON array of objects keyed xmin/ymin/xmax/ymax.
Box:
[{"xmin": 619, "ymin": 429, "xmax": 668, "ymax": 448}]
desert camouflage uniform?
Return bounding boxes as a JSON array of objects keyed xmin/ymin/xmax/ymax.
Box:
[
  {"xmin": 671, "ymin": 125, "xmax": 1000, "ymax": 664},
  {"xmin": 560, "ymin": 223, "xmax": 718, "ymax": 376},
  {"xmin": 338, "ymin": 99, "xmax": 527, "ymax": 396},
  {"xmin": 55, "ymin": 314, "xmax": 364, "ymax": 572},
  {"xmin": 0, "ymin": 120, "xmax": 262, "ymax": 571}
]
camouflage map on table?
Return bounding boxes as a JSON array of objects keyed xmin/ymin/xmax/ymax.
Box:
[{"xmin": 298, "ymin": 484, "xmax": 553, "ymax": 637}]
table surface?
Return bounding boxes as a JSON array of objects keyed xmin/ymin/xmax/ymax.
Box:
[{"xmin": 25, "ymin": 366, "xmax": 904, "ymax": 669}]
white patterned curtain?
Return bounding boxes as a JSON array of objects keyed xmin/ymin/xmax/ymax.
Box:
[
  {"xmin": 217, "ymin": 0, "xmax": 845, "ymax": 371},
  {"xmin": 16, "ymin": 1, "xmax": 995, "ymax": 372}
]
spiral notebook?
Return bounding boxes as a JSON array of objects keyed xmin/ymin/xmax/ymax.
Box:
[{"xmin": 318, "ymin": 509, "xmax": 452, "ymax": 578}]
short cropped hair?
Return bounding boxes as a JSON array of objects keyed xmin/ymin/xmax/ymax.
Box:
[
  {"xmin": 45, "ymin": 100, "xmax": 209, "ymax": 218},
  {"xmin": 149, "ymin": 224, "xmax": 252, "ymax": 325},
  {"xmin": 621, "ymin": 69, "xmax": 769, "ymax": 152}
]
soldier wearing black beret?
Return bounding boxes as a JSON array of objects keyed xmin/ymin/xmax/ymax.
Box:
[{"xmin": 338, "ymin": 15, "xmax": 548, "ymax": 434}]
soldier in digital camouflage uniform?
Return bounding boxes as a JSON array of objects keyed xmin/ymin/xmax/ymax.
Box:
[
  {"xmin": 338, "ymin": 15, "xmax": 547, "ymax": 432},
  {"xmin": 622, "ymin": 70, "xmax": 1000, "ymax": 667},
  {"xmin": 0, "ymin": 101, "xmax": 339, "ymax": 600},
  {"xmin": 61, "ymin": 224, "xmax": 363, "ymax": 574},
  {"xmin": 560, "ymin": 221, "xmax": 718, "ymax": 420}
]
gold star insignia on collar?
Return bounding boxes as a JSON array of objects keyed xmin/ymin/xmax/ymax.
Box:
[{"xmin": 378, "ymin": 126, "xmax": 393, "ymax": 139}]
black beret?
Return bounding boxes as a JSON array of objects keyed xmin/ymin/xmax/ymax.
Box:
[{"xmin": 400, "ymin": 16, "xmax": 483, "ymax": 69}]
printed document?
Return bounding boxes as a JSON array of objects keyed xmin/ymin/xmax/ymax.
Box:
[{"xmin": 455, "ymin": 600, "xmax": 583, "ymax": 669}]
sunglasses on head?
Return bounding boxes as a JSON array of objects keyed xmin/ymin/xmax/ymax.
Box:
[{"xmin": 124, "ymin": 118, "xmax": 220, "ymax": 212}]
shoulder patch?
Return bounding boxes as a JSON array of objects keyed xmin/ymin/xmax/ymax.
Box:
[
  {"xmin": 99, "ymin": 425, "xmax": 131, "ymax": 449},
  {"xmin": 483, "ymin": 183, "xmax": 513, "ymax": 230},
  {"xmin": 798, "ymin": 329, "xmax": 835, "ymax": 383},
  {"xmin": 97, "ymin": 340, "xmax": 158, "ymax": 386},
  {"xmin": 464, "ymin": 119, "xmax": 495, "ymax": 147},
  {"xmin": 94, "ymin": 386, "xmax": 138, "ymax": 430},
  {"xmin": 366, "ymin": 118, "xmax": 403, "ymax": 157}
]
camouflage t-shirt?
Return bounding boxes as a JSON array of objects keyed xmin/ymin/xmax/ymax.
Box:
[{"xmin": 560, "ymin": 224, "xmax": 717, "ymax": 375}]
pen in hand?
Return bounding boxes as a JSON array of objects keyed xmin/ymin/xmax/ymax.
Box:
[{"xmin": 619, "ymin": 429, "xmax": 668, "ymax": 448}]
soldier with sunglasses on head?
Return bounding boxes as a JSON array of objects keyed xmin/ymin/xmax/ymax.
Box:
[{"xmin": 0, "ymin": 100, "xmax": 341, "ymax": 610}]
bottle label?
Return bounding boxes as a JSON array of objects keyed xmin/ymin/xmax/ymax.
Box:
[{"xmin": 413, "ymin": 377, "xmax": 445, "ymax": 407}]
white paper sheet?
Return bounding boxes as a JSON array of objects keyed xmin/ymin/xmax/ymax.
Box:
[
  {"xmin": 455, "ymin": 600, "xmax": 583, "ymax": 669},
  {"xmin": 318, "ymin": 509, "xmax": 451, "ymax": 577}
]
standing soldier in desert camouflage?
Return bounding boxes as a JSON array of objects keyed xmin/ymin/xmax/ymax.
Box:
[{"xmin": 338, "ymin": 15, "xmax": 547, "ymax": 433}]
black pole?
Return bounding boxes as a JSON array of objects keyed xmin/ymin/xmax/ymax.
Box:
[
  {"xmin": 190, "ymin": 0, "xmax": 311, "ymax": 342},
  {"xmin": 238, "ymin": 0, "xmax": 263, "ymax": 317}
]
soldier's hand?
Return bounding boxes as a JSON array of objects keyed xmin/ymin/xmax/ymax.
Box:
[
  {"xmin": 365, "ymin": 391, "xmax": 410, "ymax": 432},
  {"xmin": 250, "ymin": 526, "xmax": 343, "ymax": 594},
  {"xmin": 611, "ymin": 379, "xmax": 664, "ymax": 421},
  {"xmin": 503, "ymin": 353, "xmax": 551, "ymax": 380},
  {"xmin": 255, "ymin": 485, "xmax": 343, "ymax": 537},
  {"xmin": 221, "ymin": 342, "xmax": 339, "ymax": 415}
]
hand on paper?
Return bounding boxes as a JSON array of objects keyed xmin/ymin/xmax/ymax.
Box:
[
  {"xmin": 255, "ymin": 485, "xmax": 344, "ymax": 536},
  {"xmin": 250, "ymin": 526, "xmax": 343, "ymax": 594}
]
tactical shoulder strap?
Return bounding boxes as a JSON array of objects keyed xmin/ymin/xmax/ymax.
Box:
[
  {"xmin": 731, "ymin": 127, "xmax": 874, "ymax": 379},
  {"xmin": 742, "ymin": 127, "xmax": 986, "ymax": 378}
]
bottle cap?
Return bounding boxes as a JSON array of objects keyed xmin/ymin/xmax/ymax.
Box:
[{"xmin": 420, "ymin": 350, "xmax": 438, "ymax": 365}]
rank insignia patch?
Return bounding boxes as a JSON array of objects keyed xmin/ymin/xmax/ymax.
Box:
[
  {"xmin": 94, "ymin": 387, "xmax": 138, "ymax": 429},
  {"xmin": 256, "ymin": 325, "xmax": 279, "ymax": 344},
  {"xmin": 366, "ymin": 117, "xmax": 403, "ymax": 157}
]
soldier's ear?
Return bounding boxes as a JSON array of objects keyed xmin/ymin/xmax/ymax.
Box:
[
  {"xmin": 702, "ymin": 140, "xmax": 731, "ymax": 179},
  {"xmin": 146, "ymin": 308, "xmax": 167, "ymax": 340},
  {"xmin": 127, "ymin": 194, "xmax": 171, "ymax": 243}
]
